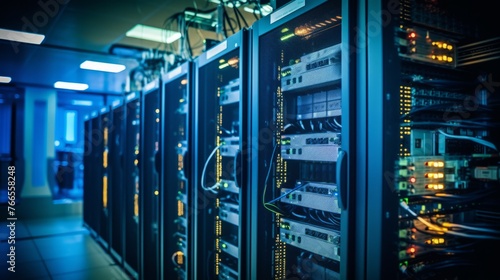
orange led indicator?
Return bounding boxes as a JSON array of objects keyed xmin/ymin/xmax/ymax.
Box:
[{"xmin": 407, "ymin": 247, "xmax": 416, "ymax": 254}]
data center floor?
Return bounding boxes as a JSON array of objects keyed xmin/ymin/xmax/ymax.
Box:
[{"xmin": 0, "ymin": 214, "xmax": 131, "ymax": 280}]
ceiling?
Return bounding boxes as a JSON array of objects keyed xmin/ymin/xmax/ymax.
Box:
[{"xmin": 0, "ymin": 0, "xmax": 266, "ymax": 94}]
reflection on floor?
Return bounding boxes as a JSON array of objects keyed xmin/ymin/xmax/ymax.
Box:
[{"xmin": 0, "ymin": 215, "xmax": 131, "ymax": 280}]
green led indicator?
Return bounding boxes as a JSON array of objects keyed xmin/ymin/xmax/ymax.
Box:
[{"xmin": 281, "ymin": 223, "xmax": 291, "ymax": 230}]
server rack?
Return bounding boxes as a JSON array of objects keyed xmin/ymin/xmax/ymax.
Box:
[
  {"xmin": 109, "ymin": 99, "xmax": 126, "ymax": 263},
  {"xmin": 83, "ymin": 114, "xmax": 95, "ymax": 235},
  {"xmin": 192, "ymin": 30, "xmax": 249, "ymax": 280},
  {"xmin": 160, "ymin": 62, "xmax": 192, "ymax": 280},
  {"xmin": 99, "ymin": 106, "xmax": 111, "ymax": 249},
  {"xmin": 124, "ymin": 92, "xmax": 141, "ymax": 279},
  {"xmin": 140, "ymin": 79, "xmax": 162, "ymax": 280},
  {"xmin": 86, "ymin": 110, "xmax": 104, "ymax": 239},
  {"xmin": 249, "ymin": 1, "xmax": 356, "ymax": 279},
  {"xmin": 365, "ymin": 0, "xmax": 500, "ymax": 279}
]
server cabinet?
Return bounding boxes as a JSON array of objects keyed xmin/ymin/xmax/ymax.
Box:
[
  {"xmin": 83, "ymin": 114, "xmax": 95, "ymax": 235},
  {"xmin": 140, "ymin": 80, "xmax": 162, "ymax": 280},
  {"xmin": 86, "ymin": 111, "xmax": 104, "ymax": 239},
  {"xmin": 99, "ymin": 107, "xmax": 111, "ymax": 249},
  {"xmin": 250, "ymin": 1, "xmax": 355, "ymax": 279},
  {"xmin": 109, "ymin": 99, "xmax": 126, "ymax": 263},
  {"xmin": 160, "ymin": 62, "xmax": 192, "ymax": 280},
  {"xmin": 193, "ymin": 30, "xmax": 249, "ymax": 280},
  {"xmin": 124, "ymin": 92, "xmax": 141, "ymax": 278},
  {"xmin": 365, "ymin": 0, "xmax": 500, "ymax": 279}
]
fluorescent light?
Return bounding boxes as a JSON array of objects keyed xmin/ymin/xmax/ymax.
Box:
[
  {"xmin": 126, "ymin": 24, "xmax": 181, "ymax": 44},
  {"xmin": 0, "ymin": 28, "xmax": 44, "ymax": 44},
  {"xmin": 71, "ymin": 100, "xmax": 93, "ymax": 106},
  {"xmin": 0, "ymin": 76, "xmax": 12, "ymax": 83},
  {"xmin": 80, "ymin": 60, "xmax": 126, "ymax": 73},
  {"xmin": 54, "ymin": 81, "xmax": 89, "ymax": 91}
]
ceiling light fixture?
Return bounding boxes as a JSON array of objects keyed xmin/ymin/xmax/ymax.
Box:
[
  {"xmin": 80, "ymin": 60, "xmax": 126, "ymax": 73},
  {"xmin": 0, "ymin": 28, "xmax": 45, "ymax": 44},
  {"xmin": 126, "ymin": 24, "xmax": 181, "ymax": 44},
  {"xmin": 71, "ymin": 100, "xmax": 93, "ymax": 106},
  {"xmin": 54, "ymin": 81, "xmax": 89, "ymax": 91},
  {"xmin": 0, "ymin": 76, "xmax": 12, "ymax": 83}
]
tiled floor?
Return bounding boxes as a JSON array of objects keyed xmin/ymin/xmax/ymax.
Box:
[{"xmin": 0, "ymin": 215, "xmax": 131, "ymax": 280}]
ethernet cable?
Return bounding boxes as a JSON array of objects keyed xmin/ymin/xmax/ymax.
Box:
[
  {"xmin": 400, "ymin": 201, "xmax": 500, "ymax": 240},
  {"xmin": 334, "ymin": 117, "xmax": 342, "ymax": 128},
  {"xmin": 439, "ymin": 222, "xmax": 500, "ymax": 234},
  {"xmin": 201, "ymin": 144, "xmax": 222, "ymax": 194},
  {"xmin": 262, "ymin": 143, "xmax": 283, "ymax": 214},
  {"xmin": 437, "ymin": 129, "xmax": 497, "ymax": 151}
]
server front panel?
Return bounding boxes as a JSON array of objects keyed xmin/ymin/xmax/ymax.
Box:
[
  {"xmin": 194, "ymin": 31, "xmax": 247, "ymax": 280},
  {"xmin": 392, "ymin": 1, "xmax": 500, "ymax": 278},
  {"xmin": 124, "ymin": 93, "xmax": 141, "ymax": 278},
  {"xmin": 110, "ymin": 101, "xmax": 125, "ymax": 262},
  {"xmin": 140, "ymin": 82, "xmax": 162, "ymax": 280},
  {"xmin": 99, "ymin": 109, "xmax": 111, "ymax": 248},
  {"xmin": 161, "ymin": 63, "xmax": 191, "ymax": 280},
  {"xmin": 252, "ymin": 1, "xmax": 343, "ymax": 279}
]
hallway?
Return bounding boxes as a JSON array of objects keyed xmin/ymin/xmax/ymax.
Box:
[{"xmin": 0, "ymin": 215, "xmax": 131, "ymax": 279}]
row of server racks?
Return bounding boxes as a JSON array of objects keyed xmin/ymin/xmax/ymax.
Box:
[{"xmin": 83, "ymin": 0, "xmax": 500, "ymax": 279}]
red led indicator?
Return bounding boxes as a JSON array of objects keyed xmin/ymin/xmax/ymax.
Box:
[
  {"xmin": 409, "ymin": 177, "xmax": 416, "ymax": 184},
  {"xmin": 409, "ymin": 32, "xmax": 416, "ymax": 38}
]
